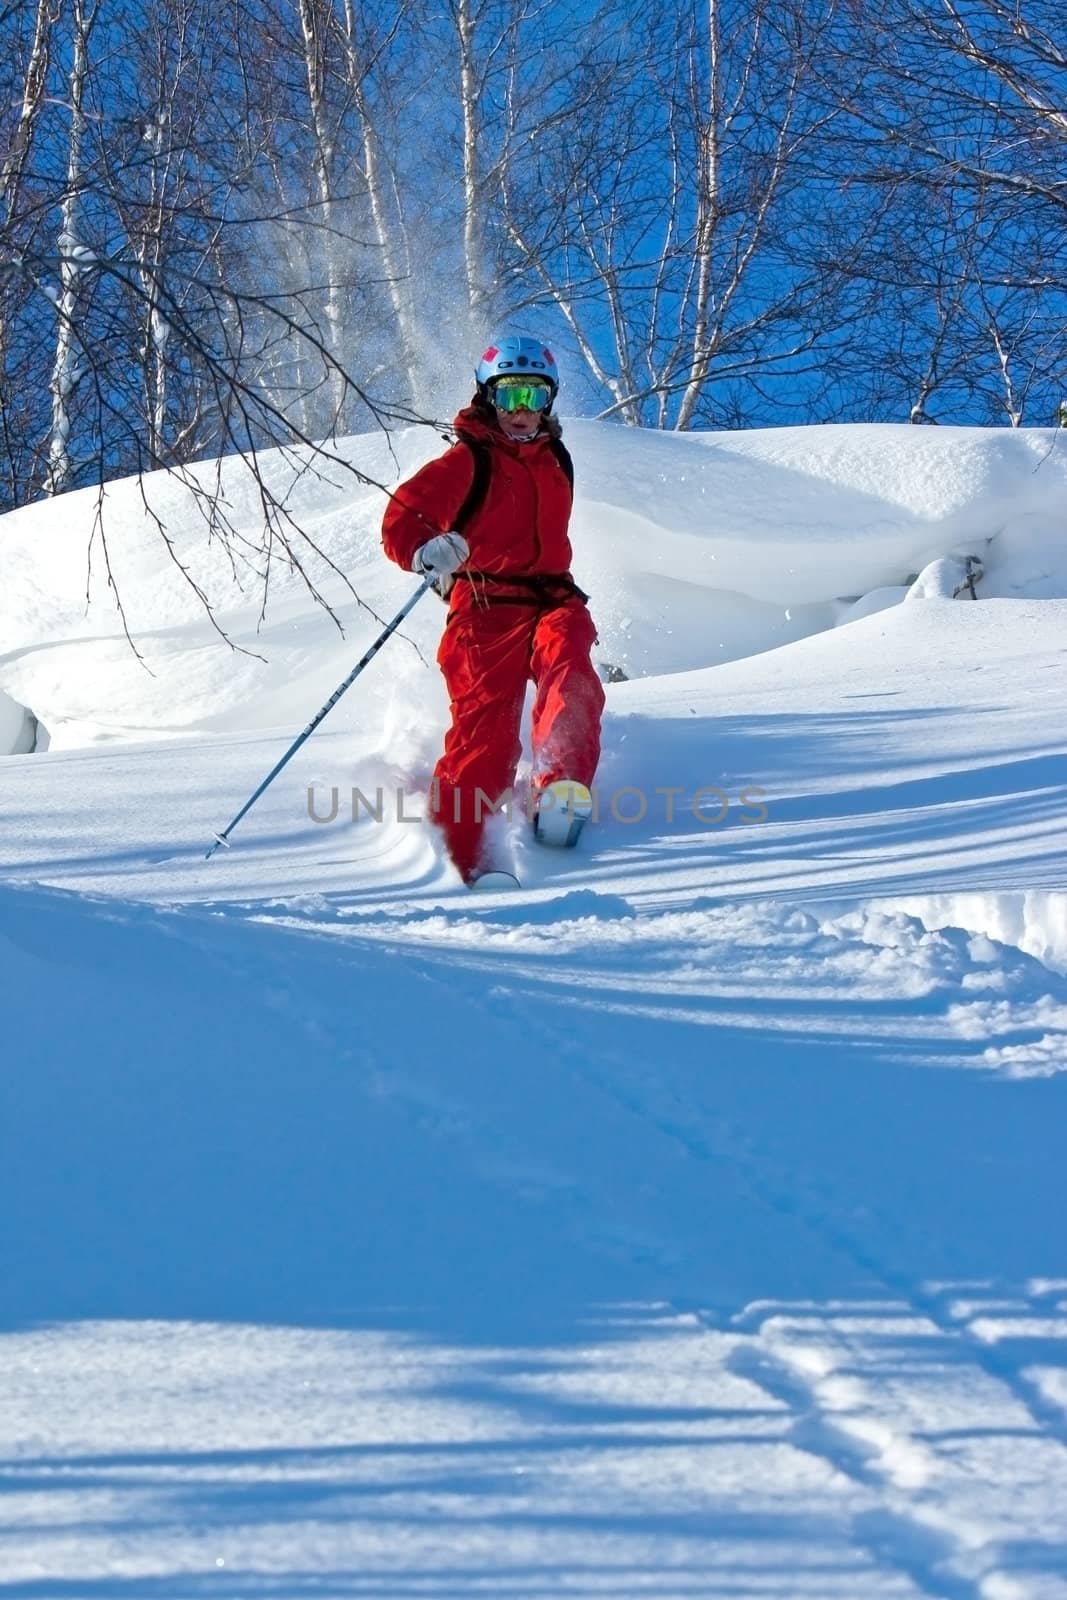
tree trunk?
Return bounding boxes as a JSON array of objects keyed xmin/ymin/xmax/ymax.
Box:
[
  {"xmin": 47, "ymin": 0, "xmax": 96, "ymax": 496},
  {"xmin": 296, "ymin": 0, "xmax": 346, "ymax": 430}
]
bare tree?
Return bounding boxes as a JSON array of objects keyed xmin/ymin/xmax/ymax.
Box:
[
  {"xmin": 338, "ymin": 0, "xmax": 423, "ymax": 392},
  {"xmin": 0, "ymin": 0, "xmax": 58, "ymax": 218},
  {"xmin": 499, "ymin": 0, "xmax": 851, "ymax": 427},
  {"xmin": 821, "ymin": 0, "xmax": 1067, "ymax": 423},
  {"xmin": 0, "ymin": 0, "xmax": 60, "ymax": 506},
  {"xmin": 293, "ymin": 0, "xmax": 350, "ymax": 427},
  {"xmin": 0, "ymin": 0, "xmax": 430, "ymax": 639},
  {"xmin": 46, "ymin": 0, "xmax": 101, "ymax": 495}
]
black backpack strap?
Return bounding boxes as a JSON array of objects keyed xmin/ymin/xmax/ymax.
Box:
[
  {"xmin": 452, "ymin": 433, "xmax": 573, "ymax": 534},
  {"xmin": 548, "ymin": 437, "xmax": 574, "ymax": 495},
  {"xmin": 452, "ymin": 438, "xmax": 492, "ymax": 534}
]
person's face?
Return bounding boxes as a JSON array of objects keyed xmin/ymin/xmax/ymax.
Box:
[
  {"xmin": 494, "ymin": 401, "xmax": 544, "ymax": 441},
  {"xmin": 489, "ymin": 377, "xmax": 553, "ymax": 441}
]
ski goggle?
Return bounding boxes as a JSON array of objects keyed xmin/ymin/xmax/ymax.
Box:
[{"xmin": 489, "ymin": 376, "xmax": 553, "ymax": 413}]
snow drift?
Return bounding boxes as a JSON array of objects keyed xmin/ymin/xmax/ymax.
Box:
[{"xmin": 3, "ymin": 421, "xmax": 1066, "ymax": 752}]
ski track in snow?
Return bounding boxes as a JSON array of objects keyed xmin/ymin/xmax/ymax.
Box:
[
  {"xmin": 454, "ymin": 917, "xmax": 1066, "ymax": 1596},
  {"xmin": 467, "ymin": 923, "xmax": 1067, "ymax": 1600},
  {"xmin": 236, "ymin": 894, "xmax": 1067, "ymax": 1599},
  {"xmin": 4, "ymin": 879, "xmax": 1067, "ymax": 1595}
]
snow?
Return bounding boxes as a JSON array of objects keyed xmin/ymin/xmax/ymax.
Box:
[{"xmin": 2, "ymin": 420, "xmax": 1067, "ymax": 1597}]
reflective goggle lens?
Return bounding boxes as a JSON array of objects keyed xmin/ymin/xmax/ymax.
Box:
[{"xmin": 490, "ymin": 378, "xmax": 552, "ymax": 413}]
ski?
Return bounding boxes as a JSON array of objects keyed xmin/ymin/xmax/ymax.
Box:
[{"xmin": 468, "ymin": 870, "xmax": 521, "ymax": 892}]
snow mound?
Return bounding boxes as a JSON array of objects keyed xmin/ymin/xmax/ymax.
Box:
[{"xmin": 2, "ymin": 422, "xmax": 1067, "ymax": 752}]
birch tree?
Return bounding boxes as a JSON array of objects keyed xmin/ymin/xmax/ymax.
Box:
[
  {"xmin": 0, "ymin": 0, "xmax": 60, "ymax": 505},
  {"xmin": 822, "ymin": 0, "xmax": 1067, "ymax": 423},
  {"xmin": 294, "ymin": 0, "xmax": 349, "ymax": 427},
  {"xmin": 333, "ymin": 0, "xmax": 423, "ymax": 397},
  {"xmin": 46, "ymin": 0, "xmax": 101, "ymax": 495},
  {"xmin": 0, "ymin": 0, "xmax": 58, "ymax": 222},
  {"xmin": 502, "ymin": 0, "xmax": 847, "ymax": 427}
]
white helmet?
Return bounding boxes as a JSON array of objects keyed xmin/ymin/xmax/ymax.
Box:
[{"xmin": 475, "ymin": 335, "xmax": 559, "ymax": 392}]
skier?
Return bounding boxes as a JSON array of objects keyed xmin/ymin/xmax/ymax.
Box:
[{"xmin": 382, "ymin": 334, "xmax": 604, "ymax": 889}]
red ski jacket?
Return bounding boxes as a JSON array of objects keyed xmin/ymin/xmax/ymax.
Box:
[{"xmin": 381, "ymin": 408, "xmax": 575, "ymax": 605}]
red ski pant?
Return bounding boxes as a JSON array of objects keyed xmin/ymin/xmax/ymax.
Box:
[{"xmin": 431, "ymin": 599, "xmax": 604, "ymax": 882}]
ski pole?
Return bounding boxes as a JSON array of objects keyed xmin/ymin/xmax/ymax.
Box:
[{"xmin": 205, "ymin": 573, "xmax": 436, "ymax": 859}]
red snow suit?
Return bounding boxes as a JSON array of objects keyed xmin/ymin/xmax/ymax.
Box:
[{"xmin": 382, "ymin": 405, "xmax": 604, "ymax": 882}]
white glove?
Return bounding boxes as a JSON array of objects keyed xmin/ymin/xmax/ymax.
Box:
[{"xmin": 414, "ymin": 532, "xmax": 469, "ymax": 579}]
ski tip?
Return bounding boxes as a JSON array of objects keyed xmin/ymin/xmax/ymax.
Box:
[{"xmin": 468, "ymin": 870, "xmax": 521, "ymax": 893}]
